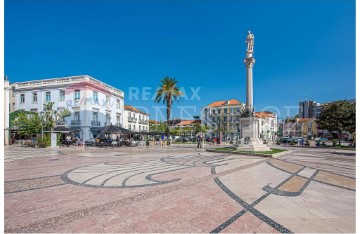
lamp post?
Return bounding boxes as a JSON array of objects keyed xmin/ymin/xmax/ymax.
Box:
[{"xmin": 40, "ymin": 111, "xmax": 44, "ymax": 139}]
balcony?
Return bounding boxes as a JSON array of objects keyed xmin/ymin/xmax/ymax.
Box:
[
  {"xmin": 115, "ymin": 123, "xmax": 122, "ymax": 127},
  {"xmin": 71, "ymin": 120, "xmax": 81, "ymax": 125},
  {"xmin": 56, "ymin": 120, "xmax": 66, "ymax": 126},
  {"xmin": 91, "ymin": 120, "xmax": 101, "ymax": 126},
  {"xmin": 139, "ymin": 119, "xmax": 149, "ymax": 125},
  {"xmin": 128, "ymin": 117, "xmax": 138, "ymax": 123}
]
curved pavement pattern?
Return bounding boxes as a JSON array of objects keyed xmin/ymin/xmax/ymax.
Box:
[{"xmin": 4, "ymin": 146, "xmax": 355, "ymax": 233}]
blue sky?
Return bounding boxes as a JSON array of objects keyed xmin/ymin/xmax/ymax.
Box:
[{"xmin": 5, "ymin": 0, "xmax": 355, "ymax": 120}]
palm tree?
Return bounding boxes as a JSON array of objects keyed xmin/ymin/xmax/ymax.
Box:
[{"xmin": 155, "ymin": 77, "xmax": 183, "ymax": 137}]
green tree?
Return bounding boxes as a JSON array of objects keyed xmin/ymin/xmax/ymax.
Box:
[
  {"xmin": 316, "ymin": 100, "xmax": 356, "ymax": 145},
  {"xmin": 13, "ymin": 112, "xmax": 42, "ymax": 137},
  {"xmin": 149, "ymin": 121, "xmax": 167, "ymax": 132},
  {"xmin": 193, "ymin": 123, "xmax": 209, "ymax": 134},
  {"xmin": 155, "ymin": 77, "xmax": 183, "ymax": 137},
  {"xmin": 43, "ymin": 102, "xmax": 71, "ymax": 130}
]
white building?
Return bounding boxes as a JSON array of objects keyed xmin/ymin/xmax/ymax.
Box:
[
  {"xmin": 201, "ymin": 99, "xmax": 277, "ymax": 141},
  {"xmin": 123, "ymin": 105, "xmax": 149, "ymax": 132},
  {"xmin": 254, "ymin": 111, "xmax": 278, "ymax": 141},
  {"xmin": 201, "ymin": 99, "xmax": 245, "ymax": 140},
  {"xmin": 4, "ymin": 76, "xmax": 10, "ymax": 145},
  {"xmin": 10, "ymin": 75, "xmax": 125, "ymax": 141}
]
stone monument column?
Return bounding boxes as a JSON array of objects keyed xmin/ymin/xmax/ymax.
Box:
[{"xmin": 236, "ymin": 31, "xmax": 270, "ymax": 151}]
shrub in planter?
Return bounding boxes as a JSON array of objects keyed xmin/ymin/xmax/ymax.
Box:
[
  {"xmin": 276, "ymin": 141, "xmax": 281, "ymax": 145},
  {"xmin": 304, "ymin": 140, "xmax": 310, "ymax": 146},
  {"xmin": 289, "ymin": 141, "xmax": 296, "ymax": 145},
  {"xmin": 263, "ymin": 140, "xmax": 268, "ymax": 144},
  {"xmin": 332, "ymin": 140, "xmax": 339, "ymax": 146}
]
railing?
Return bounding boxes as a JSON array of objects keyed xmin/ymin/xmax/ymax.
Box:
[
  {"xmin": 71, "ymin": 120, "xmax": 81, "ymax": 125},
  {"xmin": 115, "ymin": 123, "xmax": 122, "ymax": 127},
  {"xmin": 128, "ymin": 117, "xmax": 138, "ymax": 123},
  {"xmin": 56, "ymin": 120, "xmax": 66, "ymax": 125},
  {"xmin": 14, "ymin": 75, "xmax": 124, "ymax": 98},
  {"xmin": 91, "ymin": 121, "xmax": 100, "ymax": 126},
  {"xmin": 139, "ymin": 120, "xmax": 149, "ymax": 124}
]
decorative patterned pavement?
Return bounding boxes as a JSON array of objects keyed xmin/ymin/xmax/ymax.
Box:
[{"xmin": 4, "ymin": 145, "xmax": 355, "ymax": 233}]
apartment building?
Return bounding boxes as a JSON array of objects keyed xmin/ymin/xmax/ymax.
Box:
[
  {"xmin": 254, "ymin": 111, "xmax": 277, "ymax": 141},
  {"xmin": 10, "ymin": 75, "xmax": 125, "ymax": 141},
  {"xmin": 123, "ymin": 105, "xmax": 149, "ymax": 132},
  {"xmin": 283, "ymin": 118, "xmax": 317, "ymax": 139},
  {"xmin": 201, "ymin": 99, "xmax": 245, "ymax": 140}
]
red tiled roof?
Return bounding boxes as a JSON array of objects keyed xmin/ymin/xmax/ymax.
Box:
[
  {"xmin": 207, "ymin": 99, "xmax": 241, "ymax": 107},
  {"xmin": 254, "ymin": 112, "xmax": 275, "ymax": 118},
  {"xmin": 124, "ymin": 105, "xmax": 149, "ymax": 115},
  {"xmin": 175, "ymin": 120, "xmax": 201, "ymax": 126},
  {"xmin": 297, "ymin": 118, "xmax": 312, "ymax": 122}
]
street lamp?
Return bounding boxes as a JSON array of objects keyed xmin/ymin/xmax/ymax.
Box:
[{"xmin": 40, "ymin": 111, "xmax": 44, "ymax": 139}]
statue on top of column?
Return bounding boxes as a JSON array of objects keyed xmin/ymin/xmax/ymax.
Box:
[{"xmin": 246, "ymin": 31, "xmax": 254, "ymax": 51}]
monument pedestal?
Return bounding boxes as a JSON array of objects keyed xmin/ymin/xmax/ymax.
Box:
[{"xmin": 235, "ymin": 117, "xmax": 271, "ymax": 151}]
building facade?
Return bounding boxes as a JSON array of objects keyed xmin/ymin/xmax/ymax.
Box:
[
  {"xmin": 4, "ymin": 76, "xmax": 10, "ymax": 144},
  {"xmin": 283, "ymin": 118, "xmax": 317, "ymax": 139},
  {"xmin": 201, "ymin": 99, "xmax": 245, "ymax": 140},
  {"xmin": 123, "ymin": 105, "xmax": 149, "ymax": 132},
  {"xmin": 299, "ymin": 99, "xmax": 321, "ymax": 118},
  {"xmin": 255, "ymin": 112, "xmax": 278, "ymax": 142},
  {"xmin": 201, "ymin": 99, "xmax": 278, "ymax": 141},
  {"xmin": 10, "ymin": 75, "xmax": 125, "ymax": 141}
]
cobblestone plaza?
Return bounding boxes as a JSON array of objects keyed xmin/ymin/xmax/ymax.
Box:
[{"xmin": 4, "ymin": 145, "xmax": 355, "ymax": 233}]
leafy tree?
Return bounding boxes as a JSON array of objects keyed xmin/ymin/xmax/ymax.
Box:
[
  {"xmin": 149, "ymin": 121, "xmax": 167, "ymax": 132},
  {"xmin": 193, "ymin": 123, "xmax": 209, "ymax": 134},
  {"xmin": 10, "ymin": 110, "xmax": 36, "ymax": 129},
  {"xmin": 43, "ymin": 102, "xmax": 71, "ymax": 130},
  {"xmin": 316, "ymin": 100, "xmax": 355, "ymax": 145},
  {"xmin": 13, "ymin": 112, "xmax": 42, "ymax": 136},
  {"xmin": 155, "ymin": 77, "xmax": 183, "ymax": 137}
]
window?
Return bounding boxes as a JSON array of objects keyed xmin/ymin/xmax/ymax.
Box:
[
  {"xmin": 20, "ymin": 94, "xmax": 25, "ymax": 103},
  {"xmin": 237, "ymin": 108, "xmax": 240, "ymax": 113},
  {"xmin": 74, "ymin": 112, "xmax": 80, "ymax": 122},
  {"xmin": 212, "ymin": 110, "xmax": 215, "ymax": 114},
  {"xmin": 116, "ymin": 99, "xmax": 120, "ymax": 108},
  {"xmin": 224, "ymin": 108, "xmax": 228, "ymax": 114},
  {"xmin": 93, "ymin": 91, "xmax": 98, "ymax": 104},
  {"xmin": 212, "ymin": 117, "xmax": 216, "ymax": 122},
  {"xmin": 45, "ymin": 92, "xmax": 51, "ymax": 102},
  {"xmin": 116, "ymin": 115, "xmax": 121, "ymax": 125},
  {"xmin": 105, "ymin": 113, "xmax": 111, "ymax": 125},
  {"xmin": 106, "ymin": 96, "xmax": 110, "ymax": 106},
  {"xmin": 133, "ymin": 125, "xmax": 135, "ymax": 130},
  {"xmin": 129, "ymin": 125, "xmax": 131, "ymax": 130},
  {"xmin": 32, "ymin": 93, "xmax": 37, "ymax": 103},
  {"xmin": 218, "ymin": 109, "xmax": 220, "ymax": 114},
  {"xmin": 74, "ymin": 90, "xmax": 80, "ymax": 102},
  {"xmin": 236, "ymin": 116, "xmax": 240, "ymax": 121},
  {"xmin": 93, "ymin": 112, "xmax": 98, "ymax": 121},
  {"xmin": 30, "ymin": 108, "xmax": 38, "ymax": 112},
  {"xmin": 60, "ymin": 90, "xmax": 65, "ymax": 101},
  {"xmin": 224, "ymin": 117, "xmax": 227, "ymax": 122}
]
